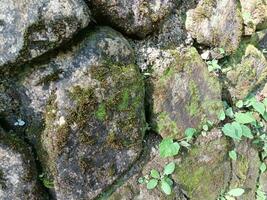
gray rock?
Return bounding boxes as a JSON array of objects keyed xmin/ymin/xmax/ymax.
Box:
[
  {"xmin": 226, "ymin": 44, "xmax": 267, "ymax": 101},
  {"xmin": 21, "ymin": 27, "xmax": 146, "ymax": 200},
  {"xmin": 0, "ymin": 130, "xmax": 47, "ymax": 200},
  {"xmin": 148, "ymin": 47, "xmax": 223, "ymax": 139},
  {"xmin": 229, "ymin": 140, "xmax": 260, "ymax": 200},
  {"xmin": 186, "ymin": 0, "xmax": 243, "ymax": 55},
  {"xmin": 0, "ymin": 0, "xmax": 91, "ymax": 68},
  {"xmin": 173, "ymin": 129, "xmax": 231, "ymax": 200},
  {"xmin": 241, "ymin": 0, "xmax": 267, "ymax": 35},
  {"xmin": 88, "ymin": 0, "xmax": 175, "ymax": 38}
]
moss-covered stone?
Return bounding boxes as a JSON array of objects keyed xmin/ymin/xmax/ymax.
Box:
[
  {"xmin": 150, "ymin": 47, "xmax": 223, "ymax": 139},
  {"xmin": 229, "ymin": 140, "xmax": 260, "ymax": 200},
  {"xmin": 185, "ymin": 0, "xmax": 243, "ymax": 55},
  {"xmin": 226, "ymin": 44, "xmax": 267, "ymax": 101},
  {"xmin": 173, "ymin": 129, "xmax": 231, "ymax": 200}
]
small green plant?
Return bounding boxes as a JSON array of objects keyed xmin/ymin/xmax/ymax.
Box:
[
  {"xmin": 39, "ymin": 173, "xmax": 54, "ymax": 188},
  {"xmin": 138, "ymin": 162, "xmax": 175, "ymax": 195},
  {"xmin": 207, "ymin": 59, "xmax": 221, "ymax": 72}
]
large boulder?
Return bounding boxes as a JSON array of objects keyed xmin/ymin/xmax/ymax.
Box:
[
  {"xmin": 0, "ymin": 0, "xmax": 91, "ymax": 68},
  {"xmin": 185, "ymin": 0, "xmax": 243, "ymax": 55},
  {"xmin": 0, "ymin": 129, "xmax": 47, "ymax": 199},
  {"xmin": 226, "ymin": 44, "xmax": 267, "ymax": 101},
  {"xmin": 149, "ymin": 47, "xmax": 223, "ymax": 139},
  {"xmin": 241, "ymin": 0, "xmax": 267, "ymax": 35},
  {"xmin": 87, "ymin": 0, "xmax": 175, "ymax": 38},
  {"xmin": 20, "ymin": 27, "xmax": 146, "ymax": 200}
]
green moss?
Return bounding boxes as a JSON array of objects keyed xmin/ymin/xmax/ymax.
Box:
[
  {"xmin": 95, "ymin": 103, "xmax": 107, "ymax": 121},
  {"xmin": 156, "ymin": 112, "xmax": 180, "ymax": 138},
  {"xmin": 186, "ymin": 80, "xmax": 201, "ymax": 117},
  {"xmin": 118, "ymin": 90, "xmax": 129, "ymax": 111},
  {"xmin": 236, "ymin": 155, "xmax": 249, "ymax": 181}
]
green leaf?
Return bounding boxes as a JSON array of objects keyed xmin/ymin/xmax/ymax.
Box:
[
  {"xmin": 236, "ymin": 100, "xmax": 244, "ymax": 108},
  {"xmin": 263, "ymin": 98, "xmax": 267, "ymax": 107},
  {"xmin": 164, "ymin": 177, "xmax": 173, "ymax": 186},
  {"xmin": 159, "ymin": 139, "xmax": 180, "ymax": 158},
  {"xmin": 229, "ymin": 150, "xmax": 237, "ymax": 161},
  {"xmin": 203, "ymin": 124, "xmax": 209, "ymax": 131},
  {"xmin": 222, "ymin": 123, "xmax": 241, "ymax": 140},
  {"xmin": 147, "ymin": 179, "xmax": 158, "ymax": 190},
  {"xmin": 185, "ymin": 128, "xmax": 196, "ymax": 141},
  {"xmin": 232, "ymin": 122, "xmax": 242, "ymax": 138},
  {"xmin": 241, "ymin": 125, "xmax": 253, "ymax": 139},
  {"xmin": 235, "ymin": 112, "xmax": 256, "ymax": 124},
  {"xmin": 180, "ymin": 141, "xmax": 191, "ymax": 148},
  {"xmin": 160, "ymin": 180, "xmax": 172, "ymax": 195},
  {"xmin": 252, "ymin": 101, "xmax": 266, "ymax": 115},
  {"xmin": 163, "ymin": 162, "xmax": 175, "ymax": 175},
  {"xmin": 150, "ymin": 169, "xmax": 160, "ymax": 179},
  {"xmin": 218, "ymin": 109, "xmax": 226, "ymax": 121},
  {"xmin": 225, "ymin": 107, "xmax": 234, "ymax": 118},
  {"xmin": 260, "ymin": 163, "xmax": 267, "ymax": 173},
  {"xmin": 227, "ymin": 188, "xmax": 245, "ymax": 197}
]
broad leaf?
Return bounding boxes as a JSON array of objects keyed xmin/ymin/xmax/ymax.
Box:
[
  {"xmin": 222, "ymin": 123, "xmax": 241, "ymax": 140},
  {"xmin": 225, "ymin": 107, "xmax": 234, "ymax": 118},
  {"xmin": 260, "ymin": 163, "xmax": 267, "ymax": 173},
  {"xmin": 218, "ymin": 109, "xmax": 226, "ymax": 121},
  {"xmin": 235, "ymin": 112, "xmax": 256, "ymax": 124},
  {"xmin": 163, "ymin": 162, "xmax": 175, "ymax": 175},
  {"xmin": 160, "ymin": 180, "xmax": 172, "ymax": 195},
  {"xmin": 150, "ymin": 169, "xmax": 160, "ymax": 179},
  {"xmin": 185, "ymin": 128, "xmax": 196, "ymax": 141},
  {"xmin": 241, "ymin": 125, "xmax": 253, "ymax": 139},
  {"xmin": 147, "ymin": 179, "xmax": 158, "ymax": 190},
  {"xmin": 159, "ymin": 139, "xmax": 180, "ymax": 158},
  {"xmin": 227, "ymin": 188, "xmax": 245, "ymax": 197},
  {"xmin": 252, "ymin": 101, "xmax": 265, "ymax": 115}
]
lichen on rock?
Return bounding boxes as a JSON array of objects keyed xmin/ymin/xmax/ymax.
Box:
[
  {"xmin": 149, "ymin": 47, "xmax": 223, "ymax": 139},
  {"xmin": 185, "ymin": 0, "xmax": 243, "ymax": 55},
  {"xmin": 21, "ymin": 26, "xmax": 146, "ymax": 199}
]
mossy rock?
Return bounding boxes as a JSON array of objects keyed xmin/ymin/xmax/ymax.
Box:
[
  {"xmin": 226, "ymin": 44, "xmax": 267, "ymax": 101},
  {"xmin": 185, "ymin": 0, "xmax": 243, "ymax": 55},
  {"xmin": 229, "ymin": 140, "xmax": 260, "ymax": 200},
  {"xmin": 150, "ymin": 47, "xmax": 223, "ymax": 139},
  {"xmin": 240, "ymin": 0, "xmax": 267, "ymax": 35},
  {"xmin": 173, "ymin": 129, "xmax": 231, "ymax": 200},
  {"xmin": 21, "ymin": 26, "xmax": 146, "ymax": 199}
]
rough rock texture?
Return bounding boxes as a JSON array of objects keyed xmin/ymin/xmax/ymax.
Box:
[
  {"xmin": 0, "ymin": 129, "xmax": 47, "ymax": 200},
  {"xmin": 88, "ymin": 0, "xmax": 175, "ymax": 38},
  {"xmin": 20, "ymin": 27, "xmax": 146, "ymax": 200},
  {"xmin": 229, "ymin": 140, "xmax": 261, "ymax": 200},
  {"xmin": 0, "ymin": 0, "xmax": 91, "ymax": 68},
  {"xmin": 149, "ymin": 47, "xmax": 223, "ymax": 139},
  {"xmin": 226, "ymin": 44, "xmax": 267, "ymax": 101},
  {"xmin": 173, "ymin": 129, "xmax": 231, "ymax": 200},
  {"xmin": 241, "ymin": 0, "xmax": 267, "ymax": 35},
  {"xmin": 186, "ymin": 0, "xmax": 243, "ymax": 54},
  {"xmin": 108, "ymin": 134, "xmax": 187, "ymax": 200}
]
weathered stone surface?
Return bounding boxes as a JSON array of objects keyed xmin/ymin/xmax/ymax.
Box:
[
  {"xmin": 88, "ymin": 0, "xmax": 175, "ymax": 38},
  {"xmin": 229, "ymin": 140, "xmax": 260, "ymax": 200},
  {"xmin": 108, "ymin": 134, "xmax": 187, "ymax": 200},
  {"xmin": 226, "ymin": 44, "xmax": 267, "ymax": 101},
  {"xmin": 0, "ymin": 129, "xmax": 47, "ymax": 199},
  {"xmin": 149, "ymin": 47, "xmax": 223, "ymax": 139},
  {"xmin": 186, "ymin": 0, "xmax": 243, "ymax": 54},
  {"xmin": 0, "ymin": 0, "xmax": 91, "ymax": 68},
  {"xmin": 241, "ymin": 0, "xmax": 267, "ymax": 35},
  {"xmin": 20, "ymin": 27, "xmax": 146, "ymax": 200},
  {"xmin": 173, "ymin": 129, "xmax": 231, "ymax": 200}
]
